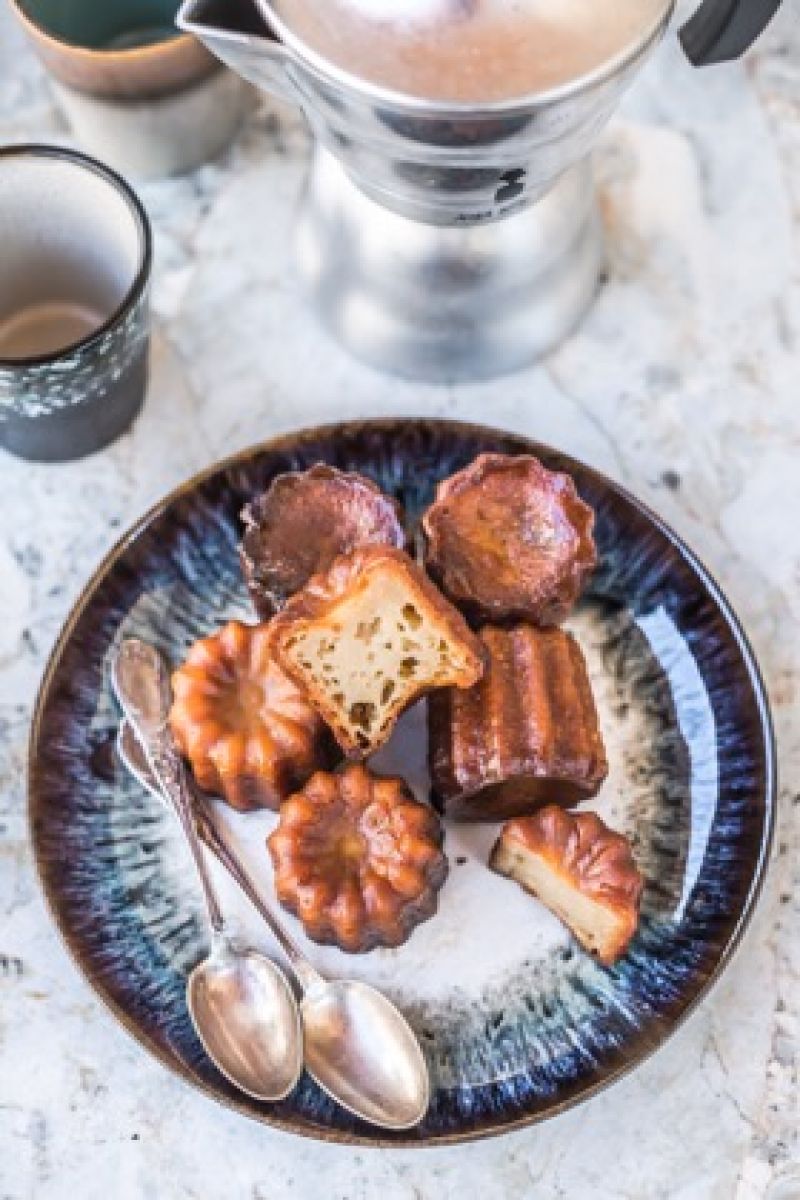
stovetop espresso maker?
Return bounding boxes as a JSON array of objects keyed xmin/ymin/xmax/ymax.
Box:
[{"xmin": 178, "ymin": 0, "xmax": 782, "ymax": 382}]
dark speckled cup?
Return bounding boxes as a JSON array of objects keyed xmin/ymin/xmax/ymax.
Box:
[{"xmin": 0, "ymin": 145, "xmax": 152, "ymax": 463}]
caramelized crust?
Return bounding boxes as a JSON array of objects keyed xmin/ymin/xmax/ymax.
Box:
[
  {"xmin": 423, "ymin": 453, "xmax": 597, "ymax": 626},
  {"xmin": 268, "ymin": 764, "xmax": 448, "ymax": 953},
  {"xmin": 490, "ymin": 807, "xmax": 643, "ymax": 965},
  {"xmin": 269, "ymin": 545, "xmax": 485, "ymax": 758},
  {"xmin": 169, "ymin": 621, "xmax": 334, "ymax": 812},
  {"xmin": 429, "ymin": 624, "xmax": 607, "ymax": 821},
  {"xmin": 240, "ymin": 465, "xmax": 406, "ymax": 619}
]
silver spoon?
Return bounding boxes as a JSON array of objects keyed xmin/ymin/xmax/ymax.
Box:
[
  {"xmin": 118, "ymin": 718, "xmax": 431, "ymax": 1130},
  {"xmin": 111, "ymin": 639, "xmax": 303, "ymax": 1103},
  {"xmin": 114, "ymin": 643, "xmax": 431, "ymax": 1130}
]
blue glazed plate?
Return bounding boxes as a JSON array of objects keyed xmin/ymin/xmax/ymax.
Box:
[{"xmin": 28, "ymin": 419, "xmax": 775, "ymax": 1146}]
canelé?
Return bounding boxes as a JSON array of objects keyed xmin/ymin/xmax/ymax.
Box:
[
  {"xmin": 240, "ymin": 465, "xmax": 406, "ymax": 619},
  {"xmin": 490, "ymin": 807, "xmax": 643, "ymax": 965},
  {"xmin": 169, "ymin": 620, "xmax": 333, "ymax": 812},
  {"xmin": 269, "ymin": 545, "xmax": 485, "ymax": 758},
  {"xmin": 268, "ymin": 764, "xmax": 448, "ymax": 953},
  {"xmin": 429, "ymin": 624, "xmax": 607, "ymax": 821},
  {"xmin": 423, "ymin": 453, "xmax": 596, "ymax": 626}
]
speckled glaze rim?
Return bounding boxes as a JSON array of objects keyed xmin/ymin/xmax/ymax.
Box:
[
  {"xmin": 27, "ymin": 419, "xmax": 777, "ymax": 1148},
  {"xmin": 0, "ymin": 145, "xmax": 152, "ymax": 370}
]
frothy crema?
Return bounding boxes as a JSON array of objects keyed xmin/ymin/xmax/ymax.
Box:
[{"xmin": 269, "ymin": 0, "xmax": 670, "ymax": 103}]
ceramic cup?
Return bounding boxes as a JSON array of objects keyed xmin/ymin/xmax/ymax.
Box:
[
  {"xmin": 0, "ymin": 146, "xmax": 152, "ymax": 463},
  {"xmin": 9, "ymin": 1, "xmax": 249, "ymax": 179}
]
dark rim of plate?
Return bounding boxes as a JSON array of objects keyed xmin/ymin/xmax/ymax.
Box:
[{"xmin": 27, "ymin": 418, "xmax": 777, "ymax": 1147}]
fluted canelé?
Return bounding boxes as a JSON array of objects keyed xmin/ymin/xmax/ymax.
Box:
[
  {"xmin": 423, "ymin": 453, "xmax": 597, "ymax": 627},
  {"xmin": 240, "ymin": 465, "xmax": 406, "ymax": 620},
  {"xmin": 268, "ymin": 764, "xmax": 448, "ymax": 953},
  {"xmin": 429, "ymin": 624, "xmax": 607, "ymax": 821},
  {"xmin": 169, "ymin": 620, "xmax": 334, "ymax": 812}
]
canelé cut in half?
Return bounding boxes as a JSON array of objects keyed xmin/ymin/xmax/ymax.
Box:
[
  {"xmin": 169, "ymin": 621, "xmax": 334, "ymax": 812},
  {"xmin": 423, "ymin": 453, "xmax": 597, "ymax": 627},
  {"xmin": 268, "ymin": 764, "xmax": 448, "ymax": 953},
  {"xmin": 269, "ymin": 545, "xmax": 485, "ymax": 758},
  {"xmin": 490, "ymin": 807, "xmax": 643, "ymax": 966},
  {"xmin": 240, "ymin": 465, "xmax": 406, "ymax": 619},
  {"xmin": 429, "ymin": 624, "xmax": 608, "ymax": 821}
]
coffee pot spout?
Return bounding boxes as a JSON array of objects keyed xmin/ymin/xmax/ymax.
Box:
[{"xmin": 177, "ymin": 0, "xmax": 295, "ymax": 103}]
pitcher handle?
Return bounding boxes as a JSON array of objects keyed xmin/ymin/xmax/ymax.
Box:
[{"xmin": 679, "ymin": 0, "xmax": 783, "ymax": 65}]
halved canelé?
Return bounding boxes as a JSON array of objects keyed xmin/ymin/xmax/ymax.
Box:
[
  {"xmin": 269, "ymin": 545, "xmax": 485, "ymax": 759},
  {"xmin": 490, "ymin": 807, "xmax": 643, "ymax": 966}
]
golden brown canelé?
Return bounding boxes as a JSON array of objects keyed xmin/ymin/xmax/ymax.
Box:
[
  {"xmin": 423, "ymin": 453, "xmax": 597, "ymax": 627},
  {"xmin": 489, "ymin": 807, "xmax": 643, "ymax": 966},
  {"xmin": 268, "ymin": 764, "xmax": 449, "ymax": 953},
  {"xmin": 169, "ymin": 621, "xmax": 334, "ymax": 812},
  {"xmin": 429, "ymin": 624, "xmax": 607, "ymax": 821},
  {"xmin": 269, "ymin": 545, "xmax": 485, "ymax": 759},
  {"xmin": 240, "ymin": 465, "xmax": 406, "ymax": 619}
]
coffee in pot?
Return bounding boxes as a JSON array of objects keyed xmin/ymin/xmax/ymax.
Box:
[{"xmin": 270, "ymin": 0, "xmax": 670, "ymax": 102}]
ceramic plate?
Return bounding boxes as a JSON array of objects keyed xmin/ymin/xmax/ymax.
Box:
[{"xmin": 29, "ymin": 419, "xmax": 775, "ymax": 1146}]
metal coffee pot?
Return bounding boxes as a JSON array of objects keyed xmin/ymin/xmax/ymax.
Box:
[{"xmin": 178, "ymin": 0, "xmax": 782, "ymax": 381}]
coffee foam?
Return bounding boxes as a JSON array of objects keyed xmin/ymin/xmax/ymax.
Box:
[{"xmin": 271, "ymin": 0, "xmax": 669, "ymax": 102}]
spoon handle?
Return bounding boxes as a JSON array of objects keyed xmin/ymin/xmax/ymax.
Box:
[
  {"xmin": 191, "ymin": 793, "xmax": 323, "ymax": 994},
  {"xmin": 118, "ymin": 720, "xmax": 322, "ymax": 993},
  {"xmin": 111, "ymin": 638, "xmax": 226, "ymax": 937},
  {"xmin": 144, "ymin": 729, "xmax": 227, "ymax": 937}
]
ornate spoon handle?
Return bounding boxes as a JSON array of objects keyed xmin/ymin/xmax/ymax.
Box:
[
  {"xmin": 117, "ymin": 720, "xmax": 322, "ymax": 993},
  {"xmin": 111, "ymin": 638, "xmax": 225, "ymax": 937},
  {"xmin": 144, "ymin": 728, "xmax": 226, "ymax": 936}
]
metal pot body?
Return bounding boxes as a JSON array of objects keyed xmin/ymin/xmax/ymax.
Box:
[
  {"xmin": 177, "ymin": 0, "xmax": 674, "ymax": 378},
  {"xmin": 179, "ymin": 0, "xmax": 673, "ymax": 226}
]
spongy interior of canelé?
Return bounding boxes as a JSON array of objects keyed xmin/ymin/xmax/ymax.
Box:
[
  {"xmin": 492, "ymin": 841, "xmax": 626, "ymax": 961},
  {"xmin": 281, "ymin": 570, "xmax": 473, "ymax": 751}
]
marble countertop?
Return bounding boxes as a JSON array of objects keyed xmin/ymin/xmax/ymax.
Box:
[{"xmin": 1, "ymin": 3, "xmax": 798, "ymax": 1197}]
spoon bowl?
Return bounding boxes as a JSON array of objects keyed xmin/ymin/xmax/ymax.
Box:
[
  {"xmin": 188, "ymin": 945, "xmax": 302, "ymax": 1102},
  {"xmin": 116, "ymin": 708, "xmax": 431, "ymax": 1129},
  {"xmin": 301, "ymin": 980, "xmax": 429, "ymax": 1130},
  {"xmin": 111, "ymin": 640, "xmax": 304, "ymax": 1106}
]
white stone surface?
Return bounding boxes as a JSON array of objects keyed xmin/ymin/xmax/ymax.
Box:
[{"xmin": 1, "ymin": 2, "xmax": 798, "ymax": 1196}]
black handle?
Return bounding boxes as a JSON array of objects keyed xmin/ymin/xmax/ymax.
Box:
[{"xmin": 679, "ymin": 0, "xmax": 783, "ymax": 65}]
